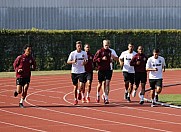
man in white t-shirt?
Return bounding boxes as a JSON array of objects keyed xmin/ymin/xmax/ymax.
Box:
[
  {"xmin": 67, "ymin": 41, "xmax": 88, "ymax": 105},
  {"xmin": 146, "ymin": 49, "xmax": 166, "ymax": 107},
  {"xmin": 119, "ymin": 43, "xmax": 137, "ymax": 102}
]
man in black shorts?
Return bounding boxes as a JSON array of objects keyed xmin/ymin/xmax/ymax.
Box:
[
  {"xmin": 130, "ymin": 46, "xmax": 148, "ymax": 104},
  {"xmin": 67, "ymin": 41, "xmax": 88, "ymax": 105},
  {"xmin": 93, "ymin": 40, "xmax": 112, "ymax": 104},
  {"xmin": 83, "ymin": 43, "xmax": 94, "ymax": 103},
  {"xmin": 13, "ymin": 44, "xmax": 36, "ymax": 108}
]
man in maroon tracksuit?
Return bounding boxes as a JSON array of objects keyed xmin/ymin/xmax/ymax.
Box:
[
  {"xmin": 130, "ymin": 46, "xmax": 148, "ymax": 104},
  {"xmin": 83, "ymin": 43, "xmax": 95, "ymax": 103},
  {"xmin": 13, "ymin": 44, "xmax": 36, "ymax": 108},
  {"xmin": 93, "ymin": 41, "xmax": 112, "ymax": 104}
]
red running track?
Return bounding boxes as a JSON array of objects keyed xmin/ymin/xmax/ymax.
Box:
[{"xmin": 0, "ymin": 70, "xmax": 181, "ymax": 132}]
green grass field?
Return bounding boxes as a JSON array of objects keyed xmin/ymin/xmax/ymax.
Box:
[{"xmin": 159, "ymin": 94, "xmax": 181, "ymax": 106}]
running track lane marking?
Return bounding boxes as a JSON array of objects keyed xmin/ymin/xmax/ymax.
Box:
[
  {"xmin": 63, "ymin": 91, "xmax": 181, "ymax": 125},
  {"xmin": 26, "ymin": 89, "xmax": 174, "ymax": 132},
  {"xmin": 0, "ymin": 109, "xmax": 111, "ymax": 132},
  {"xmin": 0, "ymin": 121, "xmax": 47, "ymax": 132}
]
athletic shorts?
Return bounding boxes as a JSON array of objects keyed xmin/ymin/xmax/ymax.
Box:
[
  {"xmin": 71, "ymin": 73, "xmax": 86, "ymax": 85},
  {"xmin": 123, "ymin": 72, "xmax": 134, "ymax": 84},
  {"xmin": 16, "ymin": 77, "xmax": 30, "ymax": 86},
  {"xmin": 149, "ymin": 79, "xmax": 163, "ymax": 90},
  {"xmin": 135, "ymin": 72, "xmax": 147, "ymax": 86},
  {"xmin": 85, "ymin": 72, "xmax": 93, "ymax": 82},
  {"xmin": 98, "ymin": 70, "xmax": 113, "ymax": 82}
]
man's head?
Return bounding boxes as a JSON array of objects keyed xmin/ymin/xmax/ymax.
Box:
[
  {"xmin": 84, "ymin": 43, "xmax": 90, "ymax": 52},
  {"xmin": 103, "ymin": 40, "xmax": 110, "ymax": 49},
  {"xmin": 23, "ymin": 44, "xmax": 32, "ymax": 56},
  {"xmin": 153, "ymin": 48, "xmax": 159, "ymax": 59},
  {"xmin": 76, "ymin": 41, "xmax": 82, "ymax": 52},
  {"xmin": 128, "ymin": 43, "xmax": 134, "ymax": 53},
  {"xmin": 137, "ymin": 46, "xmax": 143, "ymax": 54}
]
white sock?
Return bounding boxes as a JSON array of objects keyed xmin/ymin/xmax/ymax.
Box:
[
  {"xmin": 20, "ymin": 98, "xmax": 24, "ymax": 103},
  {"xmin": 75, "ymin": 98, "xmax": 77, "ymax": 100},
  {"xmin": 125, "ymin": 89, "xmax": 128, "ymax": 93},
  {"xmin": 127, "ymin": 93, "xmax": 130, "ymax": 97},
  {"xmin": 97, "ymin": 92, "xmax": 100, "ymax": 97},
  {"xmin": 86, "ymin": 92, "xmax": 89, "ymax": 97},
  {"xmin": 155, "ymin": 92, "xmax": 158, "ymax": 96},
  {"xmin": 81, "ymin": 93, "xmax": 85, "ymax": 98},
  {"xmin": 105, "ymin": 95, "xmax": 108, "ymax": 100},
  {"xmin": 140, "ymin": 95, "xmax": 144, "ymax": 101}
]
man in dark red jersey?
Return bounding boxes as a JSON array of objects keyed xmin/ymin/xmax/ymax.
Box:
[
  {"xmin": 93, "ymin": 40, "xmax": 112, "ymax": 104},
  {"xmin": 130, "ymin": 46, "xmax": 148, "ymax": 104},
  {"xmin": 83, "ymin": 43, "xmax": 95, "ymax": 103},
  {"xmin": 13, "ymin": 44, "xmax": 36, "ymax": 108}
]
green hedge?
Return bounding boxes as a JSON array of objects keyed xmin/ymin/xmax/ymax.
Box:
[{"xmin": 0, "ymin": 29, "xmax": 181, "ymax": 72}]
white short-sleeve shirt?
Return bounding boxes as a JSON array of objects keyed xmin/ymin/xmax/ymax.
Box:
[
  {"xmin": 68, "ymin": 50, "xmax": 88, "ymax": 74},
  {"xmin": 109, "ymin": 48, "xmax": 118, "ymax": 70},
  {"xmin": 146, "ymin": 56, "xmax": 166, "ymax": 79},
  {"xmin": 119, "ymin": 50, "xmax": 137, "ymax": 73}
]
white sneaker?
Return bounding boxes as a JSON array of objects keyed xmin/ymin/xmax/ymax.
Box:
[{"xmin": 132, "ymin": 90, "xmax": 137, "ymax": 97}]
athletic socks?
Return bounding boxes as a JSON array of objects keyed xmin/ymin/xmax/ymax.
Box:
[
  {"xmin": 127, "ymin": 93, "xmax": 130, "ymax": 97},
  {"xmin": 97, "ymin": 92, "xmax": 100, "ymax": 97},
  {"xmin": 20, "ymin": 98, "xmax": 24, "ymax": 104},
  {"xmin": 86, "ymin": 92, "xmax": 89, "ymax": 97},
  {"xmin": 140, "ymin": 95, "xmax": 144, "ymax": 101}
]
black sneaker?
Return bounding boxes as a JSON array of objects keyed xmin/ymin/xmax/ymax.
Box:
[
  {"xmin": 127, "ymin": 97, "xmax": 131, "ymax": 102},
  {"xmin": 104, "ymin": 100, "xmax": 109, "ymax": 104},
  {"xmin": 19, "ymin": 103, "xmax": 24, "ymax": 108},
  {"xmin": 124, "ymin": 92, "xmax": 128, "ymax": 100},
  {"xmin": 155, "ymin": 95, "xmax": 158, "ymax": 102},
  {"xmin": 139, "ymin": 100, "xmax": 144, "ymax": 105},
  {"xmin": 151, "ymin": 102, "xmax": 156, "ymax": 107},
  {"xmin": 14, "ymin": 91, "xmax": 18, "ymax": 97}
]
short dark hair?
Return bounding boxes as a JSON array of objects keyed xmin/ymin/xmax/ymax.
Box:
[
  {"xmin": 153, "ymin": 48, "xmax": 160, "ymax": 53},
  {"xmin": 23, "ymin": 44, "xmax": 32, "ymax": 50},
  {"xmin": 128, "ymin": 42, "xmax": 134, "ymax": 46}
]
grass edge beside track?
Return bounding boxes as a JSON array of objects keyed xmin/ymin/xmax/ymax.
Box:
[{"xmin": 159, "ymin": 94, "xmax": 181, "ymax": 106}]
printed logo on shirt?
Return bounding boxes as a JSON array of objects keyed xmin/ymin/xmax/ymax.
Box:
[
  {"xmin": 159, "ymin": 60, "xmax": 161, "ymax": 63},
  {"xmin": 29, "ymin": 60, "xmax": 32, "ymax": 63}
]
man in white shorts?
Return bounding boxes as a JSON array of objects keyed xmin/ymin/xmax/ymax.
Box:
[
  {"xmin": 119, "ymin": 43, "xmax": 137, "ymax": 102},
  {"xmin": 146, "ymin": 49, "xmax": 165, "ymax": 107},
  {"xmin": 67, "ymin": 41, "xmax": 88, "ymax": 105}
]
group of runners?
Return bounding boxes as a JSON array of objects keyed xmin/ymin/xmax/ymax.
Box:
[{"xmin": 13, "ymin": 40, "xmax": 165, "ymax": 108}]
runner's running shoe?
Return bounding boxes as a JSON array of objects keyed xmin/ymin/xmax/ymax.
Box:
[
  {"xmin": 14, "ymin": 91, "xmax": 18, "ymax": 97},
  {"xmin": 96, "ymin": 96, "xmax": 100, "ymax": 103},
  {"xmin": 74, "ymin": 100, "xmax": 78, "ymax": 105},
  {"xmin": 78, "ymin": 92, "xmax": 82, "ymax": 100},
  {"xmin": 124, "ymin": 92, "xmax": 128, "ymax": 100},
  {"xmin": 19, "ymin": 103, "xmax": 24, "ymax": 108},
  {"xmin": 86, "ymin": 97, "xmax": 90, "ymax": 103},
  {"xmin": 82, "ymin": 97, "xmax": 86, "ymax": 103}
]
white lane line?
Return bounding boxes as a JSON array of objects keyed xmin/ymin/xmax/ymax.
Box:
[
  {"xmin": 26, "ymin": 100, "xmax": 172, "ymax": 132},
  {"xmin": 0, "ymin": 121, "xmax": 47, "ymax": 132},
  {"xmin": 0, "ymin": 109, "xmax": 110, "ymax": 132},
  {"xmin": 64, "ymin": 91, "xmax": 181, "ymax": 125}
]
